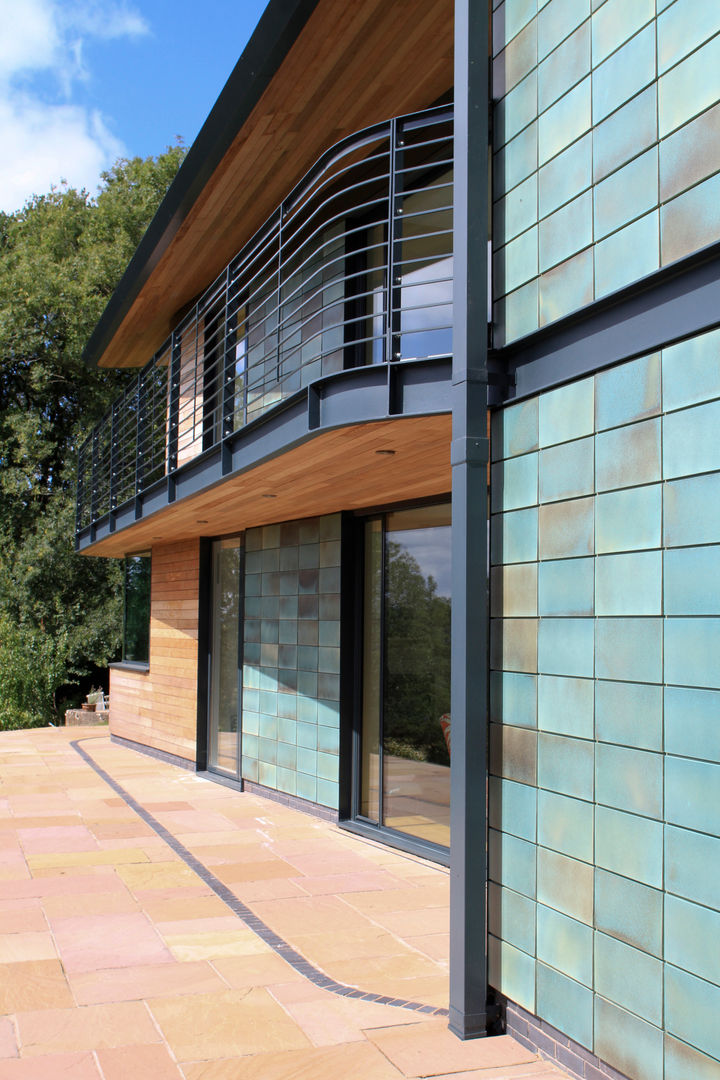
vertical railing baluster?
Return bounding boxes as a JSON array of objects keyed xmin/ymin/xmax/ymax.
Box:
[{"xmin": 168, "ymin": 331, "xmax": 181, "ymax": 473}]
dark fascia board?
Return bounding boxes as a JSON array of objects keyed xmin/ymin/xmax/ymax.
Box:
[{"xmin": 83, "ymin": 0, "xmax": 321, "ymax": 369}]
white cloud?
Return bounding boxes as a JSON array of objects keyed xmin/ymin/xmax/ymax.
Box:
[{"xmin": 0, "ymin": 0, "xmax": 149, "ymax": 213}]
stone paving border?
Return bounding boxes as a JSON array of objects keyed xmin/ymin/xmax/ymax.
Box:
[{"xmin": 71, "ymin": 737, "xmax": 450, "ymax": 1019}]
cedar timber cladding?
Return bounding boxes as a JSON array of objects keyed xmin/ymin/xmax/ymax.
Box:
[{"xmin": 110, "ymin": 540, "xmax": 199, "ymax": 761}]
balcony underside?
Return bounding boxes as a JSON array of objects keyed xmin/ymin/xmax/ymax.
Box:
[{"xmin": 78, "ymin": 358, "xmax": 452, "ymax": 557}]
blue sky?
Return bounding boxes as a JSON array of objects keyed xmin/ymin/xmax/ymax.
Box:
[{"xmin": 0, "ymin": 0, "xmax": 267, "ymax": 213}]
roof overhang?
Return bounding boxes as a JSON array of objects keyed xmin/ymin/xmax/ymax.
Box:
[{"xmin": 85, "ymin": 0, "xmax": 454, "ymax": 370}]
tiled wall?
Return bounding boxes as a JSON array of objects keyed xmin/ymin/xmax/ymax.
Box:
[
  {"xmin": 240, "ymin": 514, "xmax": 341, "ymax": 809},
  {"xmin": 492, "ymin": 0, "xmax": 720, "ymax": 344},
  {"xmin": 489, "ymin": 326, "xmax": 720, "ymax": 1080}
]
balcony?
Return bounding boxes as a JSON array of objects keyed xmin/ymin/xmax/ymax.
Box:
[{"xmin": 76, "ymin": 105, "xmax": 453, "ymax": 548}]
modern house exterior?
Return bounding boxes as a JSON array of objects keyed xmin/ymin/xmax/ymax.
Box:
[{"xmin": 76, "ymin": 2, "xmax": 720, "ymax": 1078}]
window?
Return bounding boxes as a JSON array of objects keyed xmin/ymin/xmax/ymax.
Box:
[{"xmin": 123, "ymin": 554, "xmax": 151, "ymax": 664}]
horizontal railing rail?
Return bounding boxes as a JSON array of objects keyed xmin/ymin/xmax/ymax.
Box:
[{"xmin": 76, "ymin": 104, "xmax": 453, "ymax": 535}]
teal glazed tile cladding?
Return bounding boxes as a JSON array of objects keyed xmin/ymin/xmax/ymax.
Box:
[
  {"xmin": 492, "ymin": 1, "xmax": 720, "ymax": 344},
  {"xmin": 241, "ymin": 513, "xmax": 341, "ymax": 809},
  {"xmin": 489, "ymin": 333, "xmax": 720, "ymax": 1075}
]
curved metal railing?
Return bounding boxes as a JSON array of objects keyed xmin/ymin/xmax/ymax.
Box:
[{"xmin": 77, "ymin": 104, "xmax": 453, "ymax": 532}]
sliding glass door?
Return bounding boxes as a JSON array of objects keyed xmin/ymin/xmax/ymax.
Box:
[
  {"xmin": 358, "ymin": 503, "xmax": 451, "ymax": 851},
  {"xmin": 208, "ymin": 537, "xmax": 243, "ymax": 777}
]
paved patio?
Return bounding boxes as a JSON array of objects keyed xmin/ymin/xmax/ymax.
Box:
[{"xmin": 0, "ymin": 727, "xmax": 567, "ymax": 1079}]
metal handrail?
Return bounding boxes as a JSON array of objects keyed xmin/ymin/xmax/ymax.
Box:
[{"xmin": 77, "ymin": 104, "xmax": 454, "ymax": 533}]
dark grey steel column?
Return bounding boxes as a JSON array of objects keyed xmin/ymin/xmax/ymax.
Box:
[{"xmin": 449, "ymin": 0, "xmax": 490, "ymax": 1040}]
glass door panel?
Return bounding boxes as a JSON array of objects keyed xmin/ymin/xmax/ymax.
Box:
[
  {"xmin": 358, "ymin": 504, "xmax": 451, "ymax": 851},
  {"xmin": 208, "ymin": 537, "xmax": 242, "ymax": 776}
]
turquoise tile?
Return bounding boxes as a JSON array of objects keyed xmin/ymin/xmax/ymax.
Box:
[
  {"xmin": 491, "ymin": 562, "xmax": 538, "ymax": 617},
  {"xmin": 537, "ymin": 675, "xmax": 594, "ymax": 737},
  {"xmin": 665, "ymin": 685, "xmax": 720, "ymax": 764},
  {"xmin": 242, "ymin": 755, "xmax": 258, "ymax": 782},
  {"xmin": 662, "ymin": 165, "xmax": 720, "ymax": 267},
  {"xmin": 257, "ymin": 761, "xmax": 277, "ymax": 788},
  {"xmin": 538, "ymin": 558, "xmax": 594, "ymax": 617},
  {"xmin": 489, "ymin": 776, "xmax": 537, "ymax": 842},
  {"xmin": 296, "ymin": 746, "xmax": 317, "ymax": 775},
  {"xmin": 275, "ymin": 741, "xmax": 297, "ymax": 771},
  {"xmin": 539, "ymin": 192, "xmax": 592, "ymax": 272},
  {"xmin": 665, "ymin": 893, "xmax": 720, "ymax": 989},
  {"xmin": 491, "ymin": 452, "xmax": 538, "ymax": 512},
  {"xmin": 277, "ymin": 715, "xmax": 297, "ymax": 743},
  {"xmin": 594, "ymin": 210, "xmax": 659, "ymax": 298},
  {"xmin": 595, "ymin": 551, "xmax": 662, "ymax": 616},
  {"xmin": 592, "ymin": 24, "xmax": 656, "ymax": 125},
  {"xmin": 659, "ymin": 30, "xmax": 720, "ymax": 137},
  {"xmin": 257, "ymin": 736, "xmax": 277, "ymax": 765},
  {"xmin": 490, "ymin": 671, "xmax": 538, "ymax": 728},
  {"xmin": 316, "ymin": 750, "xmax": 338, "ymax": 781},
  {"xmin": 594, "ymin": 996, "xmax": 663, "ymax": 1080},
  {"xmin": 664, "ymin": 473, "xmax": 720, "ymax": 547},
  {"xmin": 537, "ymin": 901, "xmax": 593, "ymax": 983},
  {"xmin": 665, "ymin": 964, "xmax": 720, "ymax": 1061},
  {"xmin": 591, "ymin": 0, "xmax": 654, "ymax": 66},
  {"xmin": 539, "ymin": 246, "xmax": 594, "ymax": 325},
  {"xmin": 499, "ymin": 278, "xmax": 540, "ymax": 343},
  {"xmin": 596, "ymin": 744, "xmax": 662, "ymax": 818},
  {"xmin": 593, "ymin": 147, "xmax": 658, "ymax": 241},
  {"xmin": 595, "ymin": 868, "xmax": 663, "ymax": 957},
  {"xmin": 595, "ymin": 484, "xmax": 662, "ymax": 554},
  {"xmin": 595, "ymin": 617, "xmax": 662, "ymax": 683},
  {"xmin": 665, "ymin": 545, "xmax": 720, "ymax": 615},
  {"xmin": 595, "ymin": 353, "xmax": 661, "ymax": 431},
  {"xmin": 489, "ymin": 826, "xmax": 538, "ymax": 898},
  {"xmin": 316, "ymin": 698, "xmax": 339, "ymax": 726},
  {"xmin": 538, "ymin": 77, "xmax": 591, "ymax": 165},
  {"xmin": 493, "ymin": 173, "xmax": 539, "ymax": 250},
  {"xmin": 296, "ymin": 721, "xmax": 317, "ymax": 750},
  {"xmin": 538, "ymin": 133, "xmax": 592, "ymax": 218},
  {"xmin": 493, "ymin": 398, "xmax": 540, "ymax": 461},
  {"xmin": 538, "ymin": 789, "xmax": 593, "ymax": 861},
  {"xmin": 666, "ymin": 755, "xmax": 720, "ymax": 836},
  {"xmin": 539, "ymin": 437, "xmax": 594, "ymax": 503},
  {"xmin": 494, "ymin": 122, "xmax": 538, "ymax": 194},
  {"xmin": 665, "ymin": 617, "xmax": 720, "ymax": 690},
  {"xmin": 664, "ymin": 399, "xmax": 720, "ymax": 480},
  {"xmin": 275, "ymin": 766, "xmax": 297, "ymax": 796},
  {"xmin": 317, "ymin": 725, "xmax": 338, "ymax": 754},
  {"xmin": 494, "ymin": 18, "xmax": 537, "ymax": 97},
  {"xmin": 538, "ymin": 22, "xmax": 590, "ymax": 112},
  {"xmin": 594, "ymin": 932, "xmax": 662, "ymax": 1025},
  {"xmin": 662, "ymin": 326, "xmax": 720, "ymax": 412},
  {"xmin": 660, "ymin": 101, "xmax": 720, "ymax": 204},
  {"xmin": 491, "ymin": 507, "xmax": 538, "ymax": 564},
  {"xmin": 538, "ymin": 497, "xmax": 594, "ymax": 559},
  {"xmin": 488, "ymin": 882, "xmax": 536, "ymax": 955},
  {"xmin": 665, "ymin": 1034, "xmax": 720, "ymax": 1080},
  {"xmin": 538, "ymin": 0, "xmax": 589, "ymax": 60},
  {"xmin": 538, "ymin": 732, "xmax": 594, "ymax": 799},
  {"xmin": 258, "ymin": 712, "xmax": 278, "ymax": 739},
  {"xmin": 488, "ymin": 935, "xmax": 536, "ymax": 1012},
  {"xmin": 595, "ymin": 680, "xmax": 662, "ymax": 751},
  {"xmin": 490, "ymin": 723, "xmax": 537, "ymax": 786},
  {"xmin": 492, "ymin": 0, "xmax": 537, "ymax": 55},
  {"xmin": 490, "ymin": 617, "xmax": 538, "ymax": 674},
  {"xmin": 593, "ymin": 86, "xmax": 657, "ymax": 183},
  {"xmin": 596, "ymin": 418, "xmax": 661, "ymax": 491},
  {"xmin": 316, "ymin": 777, "xmax": 338, "ymax": 808},
  {"xmin": 538, "ymin": 618, "xmax": 594, "ymax": 677},
  {"xmin": 295, "ymin": 772, "xmax": 317, "ymax": 802},
  {"xmin": 536, "ymin": 962, "xmax": 594, "ymax": 1049},
  {"xmin": 539, "ymin": 377, "xmax": 594, "ymax": 446},
  {"xmin": 494, "ymin": 226, "xmax": 538, "ymax": 296},
  {"xmin": 666, "ymin": 824, "xmax": 720, "ymax": 911},
  {"xmin": 537, "ymin": 846, "xmax": 595, "ymax": 924},
  {"xmin": 595, "ymin": 805, "xmax": 663, "ymax": 887},
  {"xmin": 658, "ymin": 0, "xmax": 720, "ymax": 74},
  {"xmin": 241, "ymin": 732, "xmax": 258, "ymax": 760},
  {"xmin": 495, "ymin": 71, "xmax": 538, "ymax": 149}
]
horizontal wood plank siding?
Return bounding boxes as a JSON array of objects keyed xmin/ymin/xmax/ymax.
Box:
[{"xmin": 109, "ymin": 539, "xmax": 200, "ymax": 762}]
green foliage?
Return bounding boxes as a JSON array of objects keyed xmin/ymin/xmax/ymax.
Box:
[{"xmin": 0, "ymin": 146, "xmax": 185, "ymax": 728}]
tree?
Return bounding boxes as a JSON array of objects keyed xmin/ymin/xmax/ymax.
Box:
[{"xmin": 0, "ymin": 145, "xmax": 186, "ymax": 727}]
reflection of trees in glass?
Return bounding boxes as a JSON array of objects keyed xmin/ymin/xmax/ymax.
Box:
[
  {"xmin": 124, "ymin": 556, "xmax": 150, "ymax": 663},
  {"xmin": 384, "ymin": 539, "xmax": 451, "ymax": 767},
  {"xmin": 215, "ymin": 546, "xmax": 241, "ymax": 735}
]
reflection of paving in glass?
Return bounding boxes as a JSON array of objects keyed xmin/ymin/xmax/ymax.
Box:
[{"xmin": 384, "ymin": 755, "xmax": 450, "ymax": 847}]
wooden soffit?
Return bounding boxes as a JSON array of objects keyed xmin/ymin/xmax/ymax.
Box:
[{"xmin": 91, "ymin": 0, "xmax": 453, "ymax": 370}]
